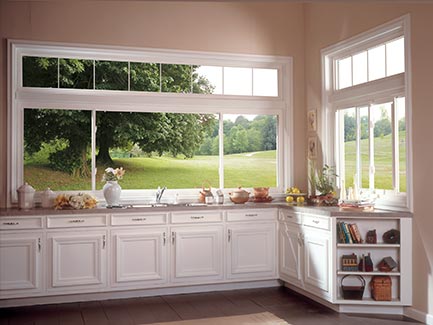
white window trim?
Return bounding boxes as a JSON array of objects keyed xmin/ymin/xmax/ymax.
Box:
[
  {"xmin": 321, "ymin": 14, "xmax": 412, "ymax": 211},
  {"xmin": 8, "ymin": 40, "xmax": 293, "ymax": 207}
]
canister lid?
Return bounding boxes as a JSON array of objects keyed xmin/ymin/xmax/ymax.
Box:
[{"xmin": 17, "ymin": 182, "xmax": 35, "ymax": 193}]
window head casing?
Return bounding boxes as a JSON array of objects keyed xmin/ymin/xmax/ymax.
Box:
[
  {"xmin": 8, "ymin": 40, "xmax": 293, "ymax": 206},
  {"xmin": 321, "ymin": 14, "xmax": 412, "ymax": 211}
]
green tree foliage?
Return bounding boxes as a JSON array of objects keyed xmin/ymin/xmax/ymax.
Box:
[
  {"xmin": 197, "ymin": 115, "xmax": 277, "ymax": 155},
  {"xmin": 23, "ymin": 56, "xmax": 216, "ymax": 173}
]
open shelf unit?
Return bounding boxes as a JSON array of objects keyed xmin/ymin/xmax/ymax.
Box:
[{"xmin": 332, "ymin": 215, "xmax": 412, "ymax": 306}]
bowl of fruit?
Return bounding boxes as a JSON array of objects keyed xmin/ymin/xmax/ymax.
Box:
[{"xmin": 285, "ymin": 186, "xmax": 306, "ymax": 205}]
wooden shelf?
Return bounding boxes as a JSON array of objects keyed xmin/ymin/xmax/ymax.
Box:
[
  {"xmin": 335, "ymin": 297, "xmax": 401, "ymax": 305},
  {"xmin": 337, "ymin": 243, "xmax": 400, "ymax": 248},
  {"xmin": 337, "ymin": 270, "xmax": 400, "ymax": 276}
]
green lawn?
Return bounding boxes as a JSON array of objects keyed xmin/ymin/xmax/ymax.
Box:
[
  {"xmin": 344, "ymin": 132, "xmax": 406, "ymax": 191},
  {"xmin": 24, "ymin": 150, "xmax": 277, "ymax": 191}
]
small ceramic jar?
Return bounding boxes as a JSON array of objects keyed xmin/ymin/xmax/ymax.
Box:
[
  {"xmin": 17, "ymin": 182, "xmax": 35, "ymax": 210},
  {"xmin": 41, "ymin": 187, "xmax": 55, "ymax": 208}
]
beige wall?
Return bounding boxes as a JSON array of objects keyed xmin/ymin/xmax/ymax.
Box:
[
  {"xmin": 0, "ymin": 0, "xmax": 306, "ymax": 207},
  {"xmin": 1, "ymin": 0, "xmax": 433, "ymax": 319},
  {"xmin": 305, "ymin": 2, "xmax": 433, "ymax": 317}
]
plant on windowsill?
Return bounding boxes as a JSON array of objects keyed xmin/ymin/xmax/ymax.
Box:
[
  {"xmin": 102, "ymin": 167, "xmax": 125, "ymax": 207},
  {"xmin": 308, "ymin": 161, "xmax": 338, "ymax": 206}
]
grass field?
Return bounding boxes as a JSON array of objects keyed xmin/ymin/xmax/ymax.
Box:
[
  {"xmin": 24, "ymin": 150, "xmax": 277, "ymax": 191},
  {"xmin": 344, "ymin": 132, "xmax": 406, "ymax": 192},
  {"xmin": 24, "ymin": 133, "xmax": 406, "ymax": 192}
]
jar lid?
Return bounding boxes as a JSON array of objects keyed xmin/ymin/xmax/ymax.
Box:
[
  {"xmin": 17, "ymin": 182, "xmax": 35, "ymax": 193},
  {"xmin": 42, "ymin": 187, "xmax": 54, "ymax": 195}
]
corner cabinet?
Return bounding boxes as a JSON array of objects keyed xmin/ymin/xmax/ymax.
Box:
[
  {"xmin": 279, "ymin": 210, "xmax": 332, "ymax": 301},
  {"xmin": 279, "ymin": 208, "xmax": 412, "ymax": 312}
]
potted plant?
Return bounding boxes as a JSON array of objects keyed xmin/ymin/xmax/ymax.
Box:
[{"xmin": 309, "ymin": 162, "xmax": 338, "ymax": 206}]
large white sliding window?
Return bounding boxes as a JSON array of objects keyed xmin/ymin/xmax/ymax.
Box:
[
  {"xmin": 9, "ymin": 41, "xmax": 293, "ymax": 204},
  {"xmin": 321, "ymin": 15, "xmax": 412, "ymax": 210}
]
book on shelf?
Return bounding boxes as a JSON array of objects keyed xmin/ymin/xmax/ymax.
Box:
[{"xmin": 337, "ymin": 221, "xmax": 362, "ymax": 244}]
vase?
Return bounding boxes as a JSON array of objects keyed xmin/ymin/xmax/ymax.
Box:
[{"xmin": 103, "ymin": 181, "xmax": 121, "ymax": 206}]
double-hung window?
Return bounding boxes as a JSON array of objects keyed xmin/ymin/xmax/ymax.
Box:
[
  {"xmin": 321, "ymin": 15, "xmax": 411, "ymax": 210},
  {"xmin": 8, "ymin": 41, "xmax": 293, "ymax": 205}
]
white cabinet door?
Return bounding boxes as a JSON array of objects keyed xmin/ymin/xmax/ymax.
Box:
[
  {"xmin": 303, "ymin": 227, "xmax": 330, "ymax": 294},
  {"xmin": 227, "ymin": 223, "xmax": 276, "ymax": 280},
  {"xmin": 171, "ymin": 225, "xmax": 223, "ymax": 284},
  {"xmin": 0, "ymin": 232, "xmax": 43, "ymax": 298},
  {"xmin": 47, "ymin": 231, "xmax": 107, "ymax": 292},
  {"xmin": 111, "ymin": 228, "xmax": 168, "ymax": 288},
  {"xmin": 279, "ymin": 222, "xmax": 302, "ymax": 284}
]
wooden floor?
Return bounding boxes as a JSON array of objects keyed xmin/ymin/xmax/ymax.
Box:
[{"xmin": 0, "ymin": 287, "xmax": 421, "ymax": 325}]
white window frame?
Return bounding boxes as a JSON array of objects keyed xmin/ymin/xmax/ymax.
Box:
[
  {"xmin": 321, "ymin": 14, "xmax": 412, "ymax": 211},
  {"xmin": 8, "ymin": 40, "xmax": 293, "ymax": 206}
]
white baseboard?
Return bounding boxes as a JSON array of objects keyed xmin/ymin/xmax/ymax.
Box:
[{"xmin": 405, "ymin": 307, "xmax": 433, "ymax": 324}]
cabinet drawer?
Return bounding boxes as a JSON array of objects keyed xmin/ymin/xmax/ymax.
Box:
[
  {"xmin": 0, "ymin": 217, "xmax": 43, "ymax": 230},
  {"xmin": 303, "ymin": 214, "xmax": 330, "ymax": 231},
  {"xmin": 279, "ymin": 210, "xmax": 302, "ymax": 224},
  {"xmin": 227, "ymin": 209, "xmax": 277, "ymax": 222},
  {"xmin": 111, "ymin": 213, "xmax": 167, "ymax": 226},
  {"xmin": 47, "ymin": 214, "xmax": 107, "ymax": 228},
  {"xmin": 171, "ymin": 211, "xmax": 223, "ymax": 224}
]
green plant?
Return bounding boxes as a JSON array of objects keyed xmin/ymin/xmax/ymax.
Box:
[{"xmin": 309, "ymin": 162, "xmax": 337, "ymax": 196}]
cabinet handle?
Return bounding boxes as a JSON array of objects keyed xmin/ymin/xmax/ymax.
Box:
[
  {"xmin": 102, "ymin": 235, "xmax": 106, "ymax": 249},
  {"xmin": 245, "ymin": 213, "xmax": 258, "ymax": 217},
  {"xmin": 132, "ymin": 217, "xmax": 146, "ymax": 221},
  {"xmin": 38, "ymin": 238, "xmax": 41, "ymax": 252},
  {"xmin": 190, "ymin": 216, "xmax": 204, "ymax": 220},
  {"xmin": 2, "ymin": 222, "xmax": 19, "ymax": 225},
  {"xmin": 228, "ymin": 229, "xmax": 232, "ymax": 242},
  {"xmin": 163, "ymin": 232, "xmax": 166, "ymax": 246},
  {"xmin": 171, "ymin": 232, "xmax": 176, "ymax": 245},
  {"xmin": 69, "ymin": 219, "xmax": 85, "ymax": 223},
  {"xmin": 312, "ymin": 220, "xmax": 320, "ymax": 224}
]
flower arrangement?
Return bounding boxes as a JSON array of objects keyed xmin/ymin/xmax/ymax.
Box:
[
  {"xmin": 54, "ymin": 193, "xmax": 98, "ymax": 210},
  {"xmin": 102, "ymin": 167, "xmax": 125, "ymax": 182}
]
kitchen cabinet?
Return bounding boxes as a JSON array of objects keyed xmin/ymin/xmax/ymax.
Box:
[
  {"xmin": 278, "ymin": 210, "xmax": 331, "ymax": 300},
  {"xmin": 47, "ymin": 230, "xmax": 107, "ymax": 293},
  {"xmin": 279, "ymin": 221, "xmax": 302, "ymax": 284},
  {"xmin": 170, "ymin": 225, "xmax": 224, "ymax": 284},
  {"xmin": 226, "ymin": 223, "xmax": 277, "ymax": 280},
  {"xmin": 111, "ymin": 227, "xmax": 168, "ymax": 288},
  {"xmin": 0, "ymin": 232, "xmax": 43, "ymax": 298}
]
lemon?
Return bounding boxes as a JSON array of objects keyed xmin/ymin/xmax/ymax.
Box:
[
  {"xmin": 296, "ymin": 196, "xmax": 305, "ymax": 204},
  {"xmin": 286, "ymin": 196, "xmax": 294, "ymax": 203},
  {"xmin": 292, "ymin": 187, "xmax": 300, "ymax": 194}
]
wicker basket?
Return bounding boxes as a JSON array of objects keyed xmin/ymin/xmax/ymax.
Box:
[
  {"xmin": 370, "ymin": 276, "xmax": 392, "ymax": 301},
  {"xmin": 341, "ymin": 275, "xmax": 365, "ymax": 300}
]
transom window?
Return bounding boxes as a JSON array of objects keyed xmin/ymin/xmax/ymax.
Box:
[
  {"xmin": 322, "ymin": 15, "xmax": 411, "ymax": 210},
  {"xmin": 9, "ymin": 41, "xmax": 292, "ymax": 205},
  {"xmin": 22, "ymin": 56, "xmax": 278, "ymax": 97}
]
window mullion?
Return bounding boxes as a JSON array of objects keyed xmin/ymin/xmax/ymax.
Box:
[
  {"xmin": 355, "ymin": 107, "xmax": 361, "ymax": 189},
  {"xmin": 392, "ymin": 98, "xmax": 399, "ymax": 192},
  {"xmin": 218, "ymin": 113, "xmax": 224, "ymax": 189},
  {"xmin": 91, "ymin": 110, "xmax": 97, "ymax": 191},
  {"xmin": 368, "ymin": 104, "xmax": 375, "ymax": 190}
]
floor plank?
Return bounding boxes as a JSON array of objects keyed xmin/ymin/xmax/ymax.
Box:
[{"xmin": 0, "ymin": 287, "xmax": 422, "ymax": 325}]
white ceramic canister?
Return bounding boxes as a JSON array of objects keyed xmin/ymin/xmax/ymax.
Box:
[
  {"xmin": 17, "ymin": 182, "xmax": 36, "ymax": 210},
  {"xmin": 41, "ymin": 187, "xmax": 55, "ymax": 208}
]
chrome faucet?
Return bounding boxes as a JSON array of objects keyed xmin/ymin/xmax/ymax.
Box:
[{"xmin": 156, "ymin": 186, "xmax": 167, "ymax": 204}]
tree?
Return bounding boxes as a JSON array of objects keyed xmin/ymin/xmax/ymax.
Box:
[{"xmin": 23, "ymin": 57, "xmax": 216, "ymax": 172}]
